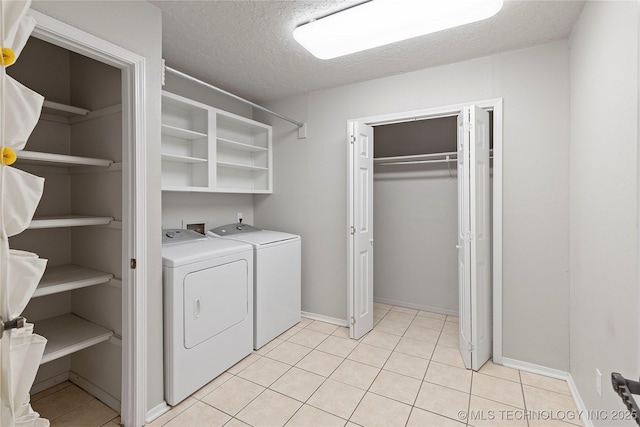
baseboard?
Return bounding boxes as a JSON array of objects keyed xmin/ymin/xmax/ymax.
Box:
[
  {"xmin": 501, "ymin": 357, "xmax": 570, "ymax": 380},
  {"xmin": 501, "ymin": 358, "xmax": 593, "ymax": 427},
  {"xmin": 30, "ymin": 372, "xmax": 70, "ymax": 395},
  {"xmin": 374, "ymin": 297, "xmax": 458, "ymax": 317},
  {"xmin": 301, "ymin": 311, "xmax": 349, "ymax": 327},
  {"xmin": 566, "ymin": 373, "xmax": 594, "ymax": 427},
  {"xmin": 146, "ymin": 401, "xmax": 171, "ymax": 424},
  {"xmin": 69, "ymin": 371, "xmax": 120, "ymax": 413}
]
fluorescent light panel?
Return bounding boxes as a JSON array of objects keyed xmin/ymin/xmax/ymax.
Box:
[{"xmin": 293, "ymin": 0, "xmax": 504, "ymax": 60}]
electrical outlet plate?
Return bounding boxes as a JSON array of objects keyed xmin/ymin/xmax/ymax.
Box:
[
  {"xmin": 596, "ymin": 368, "xmax": 602, "ymax": 397},
  {"xmin": 237, "ymin": 212, "xmax": 243, "ymax": 223}
]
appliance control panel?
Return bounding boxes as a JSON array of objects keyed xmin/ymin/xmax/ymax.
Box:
[{"xmin": 162, "ymin": 228, "xmax": 208, "ymax": 244}]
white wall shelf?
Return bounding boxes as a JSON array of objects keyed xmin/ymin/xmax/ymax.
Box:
[
  {"xmin": 161, "ymin": 153, "xmax": 207, "ymax": 164},
  {"xmin": 217, "ymin": 137, "xmax": 269, "ymax": 153},
  {"xmin": 217, "ymin": 161, "xmax": 268, "ymax": 171},
  {"xmin": 37, "ymin": 313, "xmax": 114, "ymax": 364},
  {"xmin": 32, "ymin": 265, "xmax": 114, "ymax": 298},
  {"xmin": 161, "ymin": 90, "xmax": 272, "ymax": 193},
  {"xmin": 18, "ymin": 151, "xmax": 113, "ymax": 167},
  {"xmin": 28, "ymin": 215, "xmax": 114, "ymax": 229},
  {"xmin": 161, "ymin": 124, "xmax": 207, "ymax": 140}
]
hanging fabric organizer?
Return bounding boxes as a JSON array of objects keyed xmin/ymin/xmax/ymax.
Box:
[{"xmin": 0, "ymin": 1, "xmax": 49, "ymax": 426}]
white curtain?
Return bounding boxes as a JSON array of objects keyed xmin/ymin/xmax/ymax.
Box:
[{"xmin": 0, "ymin": 1, "xmax": 49, "ymax": 426}]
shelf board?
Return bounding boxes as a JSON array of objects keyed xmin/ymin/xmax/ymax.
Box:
[
  {"xmin": 162, "ymin": 185, "xmax": 212, "ymax": 193},
  {"xmin": 32, "ymin": 265, "xmax": 114, "ymax": 298},
  {"xmin": 37, "ymin": 314, "xmax": 113, "ymax": 365},
  {"xmin": 162, "ymin": 124, "xmax": 207, "ymax": 140},
  {"xmin": 217, "ymin": 161, "xmax": 268, "ymax": 171},
  {"xmin": 18, "ymin": 151, "xmax": 113, "ymax": 167},
  {"xmin": 217, "ymin": 137, "xmax": 268, "ymax": 152},
  {"xmin": 161, "ymin": 153, "xmax": 207, "ymax": 164},
  {"xmin": 29, "ymin": 215, "xmax": 114, "ymax": 229},
  {"xmin": 214, "ymin": 188, "xmax": 272, "ymax": 194},
  {"xmin": 42, "ymin": 100, "xmax": 90, "ymax": 117}
]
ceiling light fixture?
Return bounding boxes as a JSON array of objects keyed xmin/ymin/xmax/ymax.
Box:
[{"xmin": 293, "ymin": 0, "xmax": 504, "ymax": 60}]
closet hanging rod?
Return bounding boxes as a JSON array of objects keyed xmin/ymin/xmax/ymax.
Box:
[
  {"xmin": 375, "ymin": 151, "xmax": 458, "ymax": 163},
  {"xmin": 164, "ymin": 66, "xmax": 305, "ymax": 129}
]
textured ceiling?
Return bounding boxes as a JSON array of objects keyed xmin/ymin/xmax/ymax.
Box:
[{"xmin": 152, "ymin": 0, "xmax": 585, "ymax": 104}]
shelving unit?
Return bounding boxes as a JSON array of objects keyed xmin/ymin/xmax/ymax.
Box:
[
  {"xmin": 8, "ymin": 35, "xmax": 127, "ymax": 412},
  {"xmin": 161, "ymin": 90, "xmax": 273, "ymax": 193}
]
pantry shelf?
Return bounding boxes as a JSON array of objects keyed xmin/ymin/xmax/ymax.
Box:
[
  {"xmin": 37, "ymin": 314, "xmax": 114, "ymax": 365},
  {"xmin": 28, "ymin": 215, "xmax": 114, "ymax": 229},
  {"xmin": 18, "ymin": 151, "xmax": 113, "ymax": 167},
  {"xmin": 42, "ymin": 100, "xmax": 90, "ymax": 117},
  {"xmin": 32, "ymin": 265, "xmax": 114, "ymax": 298}
]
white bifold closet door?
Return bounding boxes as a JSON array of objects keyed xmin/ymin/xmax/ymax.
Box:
[
  {"xmin": 348, "ymin": 121, "xmax": 374, "ymax": 340},
  {"xmin": 457, "ymin": 105, "xmax": 491, "ymax": 370},
  {"xmin": 348, "ymin": 105, "xmax": 491, "ymax": 369}
]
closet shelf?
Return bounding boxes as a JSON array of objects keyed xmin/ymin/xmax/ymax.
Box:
[
  {"xmin": 161, "ymin": 153, "xmax": 207, "ymax": 164},
  {"xmin": 217, "ymin": 161, "xmax": 268, "ymax": 172},
  {"xmin": 18, "ymin": 151, "xmax": 113, "ymax": 167},
  {"xmin": 214, "ymin": 188, "xmax": 272, "ymax": 195},
  {"xmin": 161, "ymin": 124, "xmax": 207, "ymax": 140},
  {"xmin": 32, "ymin": 265, "xmax": 114, "ymax": 298},
  {"xmin": 42, "ymin": 100, "xmax": 90, "ymax": 117},
  {"xmin": 161, "ymin": 185, "xmax": 211, "ymax": 193},
  {"xmin": 217, "ymin": 137, "xmax": 268, "ymax": 152},
  {"xmin": 37, "ymin": 314, "xmax": 114, "ymax": 365},
  {"xmin": 28, "ymin": 215, "xmax": 114, "ymax": 229}
]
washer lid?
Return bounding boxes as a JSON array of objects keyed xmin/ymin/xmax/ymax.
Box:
[
  {"xmin": 219, "ymin": 230, "xmax": 300, "ymax": 246},
  {"xmin": 162, "ymin": 238, "xmax": 252, "ymax": 267},
  {"xmin": 209, "ymin": 222, "xmax": 261, "ymax": 236}
]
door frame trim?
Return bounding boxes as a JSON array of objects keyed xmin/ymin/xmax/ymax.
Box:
[
  {"xmin": 29, "ymin": 10, "xmax": 148, "ymax": 426},
  {"xmin": 347, "ymin": 98, "xmax": 503, "ymax": 363}
]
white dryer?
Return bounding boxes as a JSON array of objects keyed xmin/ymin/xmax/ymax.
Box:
[
  {"xmin": 209, "ymin": 223, "xmax": 301, "ymax": 349},
  {"xmin": 162, "ymin": 229, "xmax": 253, "ymax": 405}
]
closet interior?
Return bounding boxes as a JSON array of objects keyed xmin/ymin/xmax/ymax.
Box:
[
  {"xmin": 8, "ymin": 36, "xmax": 125, "ymax": 413},
  {"xmin": 372, "ymin": 114, "xmax": 493, "ymax": 316}
]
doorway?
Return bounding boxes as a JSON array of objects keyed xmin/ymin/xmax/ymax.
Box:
[{"xmin": 347, "ymin": 99, "xmax": 503, "ymax": 368}]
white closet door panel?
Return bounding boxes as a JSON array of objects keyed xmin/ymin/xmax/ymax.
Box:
[
  {"xmin": 457, "ymin": 112, "xmax": 472, "ymax": 370},
  {"xmin": 349, "ymin": 121, "xmax": 374, "ymax": 339},
  {"xmin": 469, "ymin": 105, "xmax": 491, "ymax": 370},
  {"xmin": 71, "ymin": 172, "xmax": 122, "ymax": 219}
]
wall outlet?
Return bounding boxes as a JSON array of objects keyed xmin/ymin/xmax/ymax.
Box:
[
  {"xmin": 596, "ymin": 368, "xmax": 602, "ymax": 397},
  {"xmin": 237, "ymin": 212, "xmax": 243, "ymax": 223}
]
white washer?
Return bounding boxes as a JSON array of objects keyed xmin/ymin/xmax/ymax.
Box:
[
  {"xmin": 162, "ymin": 229, "xmax": 253, "ymax": 405},
  {"xmin": 209, "ymin": 223, "xmax": 301, "ymax": 349}
]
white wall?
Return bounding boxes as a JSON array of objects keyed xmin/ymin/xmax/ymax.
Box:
[
  {"xmin": 569, "ymin": 1, "xmax": 639, "ymax": 421},
  {"xmin": 31, "ymin": 0, "xmax": 165, "ymax": 415},
  {"xmin": 161, "ymin": 72, "xmax": 256, "ymax": 231},
  {"xmin": 255, "ymin": 41, "xmax": 571, "ymax": 370},
  {"xmin": 373, "ymin": 166, "xmax": 458, "ymax": 314}
]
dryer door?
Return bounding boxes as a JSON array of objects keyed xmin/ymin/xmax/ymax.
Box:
[{"xmin": 183, "ymin": 259, "xmax": 249, "ymax": 349}]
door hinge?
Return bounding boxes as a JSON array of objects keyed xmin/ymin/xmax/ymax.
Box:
[
  {"xmin": 130, "ymin": 258, "xmax": 137, "ymax": 269},
  {"xmin": 350, "ymin": 135, "xmax": 355, "ymax": 144},
  {"xmin": 350, "ymin": 226, "xmax": 356, "ymax": 235},
  {"xmin": 468, "ymin": 342, "xmax": 474, "ymax": 352},
  {"xmin": 467, "ymin": 231, "xmax": 473, "ymax": 241},
  {"xmin": 464, "ymin": 121, "xmax": 473, "ymax": 132},
  {"xmin": 350, "ymin": 316, "xmax": 356, "ymax": 326}
]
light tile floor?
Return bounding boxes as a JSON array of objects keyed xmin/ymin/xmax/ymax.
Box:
[{"xmin": 32, "ymin": 304, "xmax": 583, "ymax": 427}]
